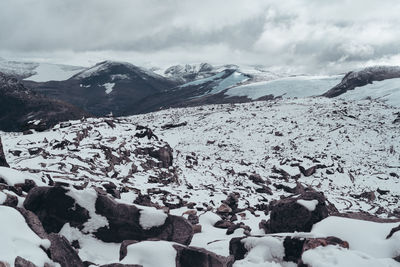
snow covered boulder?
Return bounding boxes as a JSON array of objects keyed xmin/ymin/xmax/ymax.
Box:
[
  {"xmin": 23, "ymin": 186, "xmax": 91, "ymax": 233},
  {"xmin": 94, "ymin": 193, "xmax": 193, "ymax": 245},
  {"xmin": 268, "ymin": 191, "xmax": 329, "ymax": 233}
]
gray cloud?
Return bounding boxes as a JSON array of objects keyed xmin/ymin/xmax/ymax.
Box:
[{"xmin": 0, "ymin": 0, "xmax": 400, "ymax": 73}]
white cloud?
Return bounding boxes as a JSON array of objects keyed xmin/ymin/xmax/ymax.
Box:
[{"xmin": 0, "ymin": 0, "xmax": 399, "ymax": 73}]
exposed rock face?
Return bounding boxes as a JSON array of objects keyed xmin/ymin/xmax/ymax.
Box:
[
  {"xmin": 268, "ymin": 191, "xmax": 329, "ymax": 233},
  {"xmin": 0, "ymin": 137, "xmax": 9, "ymax": 167},
  {"xmin": 14, "ymin": 256, "xmax": 38, "ymax": 267},
  {"xmin": 0, "ymin": 72, "xmax": 87, "ymax": 132},
  {"xmin": 322, "ymin": 66, "xmax": 400, "ymax": 97}
]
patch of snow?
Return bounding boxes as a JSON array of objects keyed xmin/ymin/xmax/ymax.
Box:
[
  {"xmin": 103, "ymin": 83, "xmax": 115, "ymax": 94},
  {"xmin": 66, "ymin": 188, "xmax": 109, "ymax": 233},
  {"xmin": 25, "ymin": 63, "xmax": 84, "ymax": 82},
  {"xmin": 226, "ymin": 75, "xmax": 342, "ymax": 100},
  {"xmin": 139, "ymin": 207, "xmax": 168, "ymax": 230},
  {"xmin": 120, "ymin": 240, "xmax": 177, "ymax": 267},
  {"xmin": 297, "ymin": 199, "xmax": 319, "ymax": 211},
  {"xmin": 311, "ymin": 216, "xmax": 400, "ymax": 259},
  {"xmin": 180, "ymin": 71, "xmax": 226, "ymax": 87},
  {"xmin": 234, "ymin": 236, "xmax": 295, "ymax": 267},
  {"xmin": 339, "ymin": 78, "xmax": 400, "ymax": 107},
  {"xmin": 0, "ymin": 206, "xmax": 55, "ymax": 266},
  {"xmin": 302, "ymin": 245, "xmax": 400, "ymax": 267},
  {"xmin": 0, "ymin": 167, "xmax": 45, "ymax": 186}
]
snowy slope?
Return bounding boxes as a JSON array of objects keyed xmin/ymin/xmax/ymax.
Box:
[
  {"xmin": 338, "ymin": 78, "xmax": 400, "ymax": 107},
  {"xmin": 0, "ymin": 58, "xmax": 84, "ymax": 81},
  {"xmin": 225, "ymin": 75, "xmax": 342, "ymax": 100}
]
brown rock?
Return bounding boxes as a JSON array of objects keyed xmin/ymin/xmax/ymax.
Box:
[
  {"xmin": 47, "ymin": 233, "xmax": 85, "ymax": 267},
  {"xmin": 174, "ymin": 245, "xmax": 234, "ymax": 267},
  {"xmin": 14, "ymin": 257, "xmax": 38, "ymax": 267},
  {"xmin": 0, "ymin": 137, "xmax": 9, "ymax": 167},
  {"xmin": 217, "ymin": 204, "xmax": 232, "ymax": 214}
]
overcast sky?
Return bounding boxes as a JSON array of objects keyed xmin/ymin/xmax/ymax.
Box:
[{"xmin": 1, "ymin": 0, "xmax": 400, "ymax": 73}]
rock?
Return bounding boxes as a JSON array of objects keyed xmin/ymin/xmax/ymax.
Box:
[
  {"xmin": 149, "ymin": 145, "xmax": 173, "ymax": 168},
  {"xmin": 223, "ymin": 193, "xmax": 240, "ymax": 213},
  {"xmin": 216, "ymin": 204, "xmax": 232, "ymax": 215},
  {"xmin": 299, "ymin": 165, "xmax": 317, "ymax": 177},
  {"xmin": 47, "ymin": 233, "xmax": 85, "ymax": 267},
  {"xmin": 193, "ymin": 224, "xmax": 202, "ymax": 234},
  {"xmin": 0, "ymin": 137, "xmax": 9, "ymax": 167},
  {"xmin": 23, "ymin": 186, "xmax": 90, "ymax": 233},
  {"xmin": 386, "ymin": 224, "xmax": 400, "ymax": 239},
  {"xmin": 94, "ymin": 194, "xmax": 193, "ymax": 245},
  {"xmin": 214, "ymin": 220, "xmax": 234, "ymax": 229},
  {"xmin": 2, "ymin": 193, "xmax": 18, "ymax": 207},
  {"xmin": 15, "ymin": 207, "xmax": 49, "ymax": 239},
  {"xmin": 229, "ymin": 237, "xmax": 248, "ymax": 261},
  {"xmin": 269, "ymin": 191, "xmax": 329, "ymax": 233},
  {"xmin": 284, "ymin": 236, "xmax": 349, "ymax": 264},
  {"xmin": 248, "ymin": 173, "xmax": 264, "ymax": 184},
  {"xmin": 119, "ymin": 240, "xmax": 140, "ymax": 261},
  {"xmin": 174, "ymin": 245, "xmax": 234, "ymax": 267},
  {"xmin": 14, "ymin": 257, "xmax": 38, "ymax": 267}
]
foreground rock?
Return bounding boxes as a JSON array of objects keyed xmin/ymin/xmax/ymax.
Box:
[
  {"xmin": 266, "ymin": 191, "xmax": 329, "ymax": 233},
  {"xmin": 23, "ymin": 186, "xmax": 193, "ymax": 245},
  {"xmin": 0, "ymin": 137, "xmax": 9, "ymax": 167}
]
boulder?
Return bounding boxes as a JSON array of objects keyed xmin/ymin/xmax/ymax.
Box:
[
  {"xmin": 23, "ymin": 186, "xmax": 90, "ymax": 233},
  {"xmin": 47, "ymin": 233, "xmax": 85, "ymax": 267},
  {"xmin": 94, "ymin": 193, "xmax": 193, "ymax": 245},
  {"xmin": 268, "ymin": 191, "xmax": 328, "ymax": 233},
  {"xmin": 14, "ymin": 257, "xmax": 38, "ymax": 267},
  {"xmin": 174, "ymin": 245, "xmax": 234, "ymax": 267}
]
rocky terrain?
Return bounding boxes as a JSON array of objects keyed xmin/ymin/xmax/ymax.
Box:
[
  {"xmin": 0, "ymin": 96, "xmax": 399, "ymax": 266},
  {"xmin": 0, "ymin": 72, "xmax": 87, "ymax": 132}
]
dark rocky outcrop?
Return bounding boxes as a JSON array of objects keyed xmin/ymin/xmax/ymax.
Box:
[
  {"xmin": 323, "ymin": 66, "xmax": 400, "ymax": 98},
  {"xmin": 0, "ymin": 72, "xmax": 88, "ymax": 132},
  {"xmin": 268, "ymin": 191, "xmax": 329, "ymax": 233}
]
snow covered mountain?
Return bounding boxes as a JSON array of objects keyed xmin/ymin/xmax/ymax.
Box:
[
  {"xmin": 23, "ymin": 60, "xmax": 180, "ymax": 116},
  {"xmin": 0, "ymin": 96, "xmax": 399, "ymax": 266}
]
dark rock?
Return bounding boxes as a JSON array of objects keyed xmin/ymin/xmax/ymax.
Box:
[
  {"xmin": 386, "ymin": 224, "xmax": 400, "ymax": 239},
  {"xmin": 47, "ymin": 233, "xmax": 85, "ymax": 267},
  {"xmin": 269, "ymin": 191, "xmax": 329, "ymax": 233},
  {"xmin": 248, "ymin": 173, "xmax": 264, "ymax": 184},
  {"xmin": 0, "ymin": 137, "xmax": 9, "ymax": 167},
  {"xmin": 14, "ymin": 256, "xmax": 38, "ymax": 267},
  {"xmin": 302, "ymin": 236, "xmax": 349, "ymax": 252},
  {"xmin": 216, "ymin": 204, "xmax": 232, "ymax": 215},
  {"xmin": 229, "ymin": 237, "xmax": 247, "ymax": 261},
  {"xmin": 2, "ymin": 193, "xmax": 18, "ymax": 207},
  {"xmin": 214, "ymin": 220, "xmax": 234, "ymax": 229},
  {"xmin": 174, "ymin": 245, "xmax": 234, "ymax": 267},
  {"xmin": 283, "ymin": 236, "xmax": 305, "ymax": 262},
  {"xmin": 161, "ymin": 122, "xmax": 188, "ymax": 130},
  {"xmin": 94, "ymin": 194, "xmax": 193, "ymax": 245},
  {"xmin": 299, "ymin": 166, "xmax": 317, "ymax": 177},
  {"xmin": 222, "ymin": 193, "xmax": 240, "ymax": 213},
  {"xmin": 23, "ymin": 186, "xmax": 90, "ymax": 233}
]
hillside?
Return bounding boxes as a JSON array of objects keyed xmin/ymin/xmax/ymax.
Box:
[{"xmin": 0, "ymin": 96, "xmax": 399, "ymax": 266}]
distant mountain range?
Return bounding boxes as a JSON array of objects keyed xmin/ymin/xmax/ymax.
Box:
[{"xmin": 1, "ymin": 58, "xmax": 400, "ymax": 131}]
